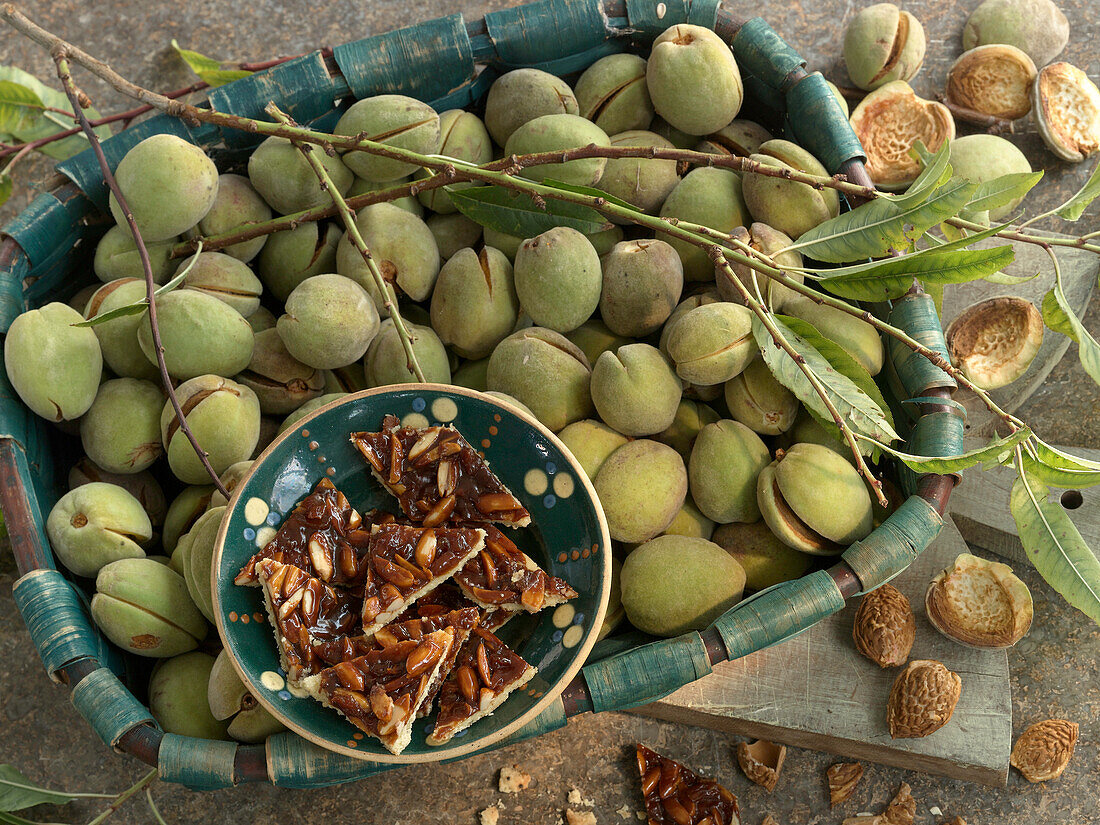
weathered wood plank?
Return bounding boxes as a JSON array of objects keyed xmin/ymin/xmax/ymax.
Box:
[{"xmin": 629, "ymin": 517, "xmax": 1012, "ymax": 786}]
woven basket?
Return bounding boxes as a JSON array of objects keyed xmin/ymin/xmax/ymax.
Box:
[{"xmin": 0, "ymin": 0, "xmax": 962, "ymax": 789}]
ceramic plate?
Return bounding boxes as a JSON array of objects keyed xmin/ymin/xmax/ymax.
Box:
[{"xmin": 212, "ymin": 385, "xmax": 611, "ymax": 762}]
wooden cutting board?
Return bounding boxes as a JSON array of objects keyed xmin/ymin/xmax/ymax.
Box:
[{"xmin": 628, "ymin": 517, "xmax": 1012, "ymax": 787}]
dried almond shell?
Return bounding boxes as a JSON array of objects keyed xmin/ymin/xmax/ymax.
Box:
[
  {"xmin": 849, "ymin": 81, "xmax": 955, "ymax": 190},
  {"xmin": 944, "ymin": 296, "xmax": 1043, "ymax": 390},
  {"xmin": 736, "ymin": 739, "xmax": 786, "ymax": 792},
  {"xmin": 926, "ymin": 553, "xmax": 1033, "ymax": 648},
  {"xmin": 886, "ymin": 660, "xmax": 961, "ymax": 738},
  {"xmin": 826, "ymin": 762, "xmax": 863, "ymax": 807},
  {"xmin": 1011, "ymin": 718, "xmax": 1078, "ymax": 782},
  {"xmin": 1032, "ymin": 62, "xmax": 1100, "ymax": 163},
  {"xmin": 852, "ymin": 583, "xmax": 915, "ymax": 668},
  {"xmin": 946, "ymin": 44, "xmax": 1037, "ymax": 121},
  {"xmin": 841, "ymin": 781, "xmax": 914, "ymax": 825}
]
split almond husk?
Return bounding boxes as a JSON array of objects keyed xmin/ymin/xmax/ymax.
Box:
[
  {"xmin": 945, "ymin": 296, "xmax": 1043, "ymax": 390},
  {"xmin": 1032, "ymin": 62, "xmax": 1100, "ymax": 163},
  {"xmin": 926, "ymin": 553, "xmax": 1033, "ymax": 648},
  {"xmin": 946, "ymin": 44, "xmax": 1037, "ymax": 120}
]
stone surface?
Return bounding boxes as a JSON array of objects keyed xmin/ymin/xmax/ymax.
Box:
[{"xmin": 1, "ymin": 0, "xmax": 1098, "ymax": 821}]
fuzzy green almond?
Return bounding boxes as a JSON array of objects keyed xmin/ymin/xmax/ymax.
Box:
[
  {"xmin": 742, "ymin": 139, "xmax": 839, "ymax": 239},
  {"xmin": 277, "ymin": 274, "xmax": 380, "ymax": 371},
  {"xmin": 237, "ymin": 328, "xmax": 325, "ymax": 415},
  {"xmin": 208, "ymin": 649, "xmax": 286, "ymax": 742},
  {"xmin": 365, "ymin": 319, "xmax": 452, "ymax": 387},
  {"xmin": 646, "ymin": 24, "xmax": 744, "ymax": 136},
  {"xmin": 558, "ymin": 419, "xmax": 630, "ymax": 481},
  {"xmin": 484, "ymin": 68, "xmax": 579, "ymax": 146},
  {"xmin": 688, "ymin": 419, "xmax": 771, "ymax": 524},
  {"xmin": 504, "ymin": 114, "xmax": 610, "ymax": 186},
  {"xmin": 513, "ymin": 227, "xmax": 602, "ymax": 333},
  {"xmin": 47, "ymin": 482, "xmax": 151, "ymax": 577},
  {"xmin": 136, "ymin": 289, "xmax": 254, "ymax": 381},
  {"xmin": 80, "ymin": 378, "xmax": 164, "ymax": 475},
  {"xmin": 431, "ymin": 246, "xmax": 519, "ymax": 358},
  {"xmin": 594, "ymin": 439, "xmax": 687, "ymax": 544},
  {"xmin": 256, "ymin": 221, "xmax": 341, "ymax": 302},
  {"xmin": 658, "ymin": 167, "xmax": 749, "ymax": 281},
  {"xmin": 197, "ymin": 173, "xmax": 272, "ymax": 262},
  {"xmin": 575, "ymin": 53, "xmax": 655, "ymax": 135},
  {"xmin": 149, "ymin": 652, "xmax": 229, "ymax": 739},
  {"xmin": 160, "ymin": 375, "xmax": 261, "ymax": 485},
  {"xmin": 247, "ymin": 135, "xmax": 353, "ymax": 215},
  {"xmin": 93, "ymin": 225, "xmax": 179, "ymax": 284},
  {"xmin": 599, "ymin": 239, "xmax": 684, "ymax": 337},
  {"xmin": 334, "ymin": 94, "xmax": 441, "ymax": 182},
  {"xmin": 591, "ymin": 343, "xmax": 682, "ymax": 437},
  {"xmin": 724, "ymin": 359, "xmax": 799, "ymax": 436},
  {"xmin": 665, "ymin": 302, "xmax": 756, "ymax": 387},
  {"xmin": 178, "ymin": 251, "xmax": 264, "ymax": 318},
  {"xmin": 82, "ymin": 279, "xmax": 159, "ymax": 381}
]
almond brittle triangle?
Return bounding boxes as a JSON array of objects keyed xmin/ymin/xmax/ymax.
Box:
[
  {"xmin": 302, "ymin": 627, "xmax": 457, "ymax": 755},
  {"xmin": 351, "ymin": 415, "xmax": 531, "ymax": 528},
  {"xmin": 360, "ymin": 523, "xmax": 486, "ymax": 636},
  {"xmin": 426, "ymin": 626, "xmax": 536, "ymax": 746},
  {"xmin": 255, "ymin": 558, "xmax": 362, "ymax": 687},
  {"xmin": 635, "ymin": 745, "xmax": 741, "ymax": 825},
  {"xmin": 456, "ymin": 525, "xmax": 578, "ymax": 613}
]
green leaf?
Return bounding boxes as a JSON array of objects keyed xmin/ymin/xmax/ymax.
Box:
[
  {"xmin": 448, "ymin": 185, "xmax": 611, "ymax": 238},
  {"xmin": 1011, "ymin": 469, "xmax": 1100, "ymax": 624},
  {"xmin": 815, "ymin": 245, "xmax": 1013, "ymax": 301},
  {"xmin": 868, "ymin": 427, "xmax": 1031, "ymax": 475},
  {"xmin": 1020, "ymin": 438, "xmax": 1100, "ymax": 488},
  {"xmin": 1041, "ymin": 287, "xmax": 1077, "ymax": 340},
  {"xmin": 784, "ymin": 177, "xmax": 977, "ymax": 263},
  {"xmin": 0, "ymin": 80, "xmax": 45, "ymax": 134},
  {"xmin": 888, "ymin": 140, "xmax": 952, "ymax": 209},
  {"xmin": 0, "ymin": 810, "xmax": 68, "ymax": 825},
  {"xmin": 0, "ymin": 764, "xmax": 98, "ymax": 811},
  {"xmin": 74, "ymin": 242, "xmax": 202, "ymax": 328},
  {"xmin": 1054, "ymin": 160, "xmax": 1100, "ymax": 221},
  {"xmin": 540, "ymin": 179, "xmax": 642, "ymax": 215},
  {"xmin": 1051, "ymin": 259, "xmax": 1100, "ymax": 384},
  {"xmin": 982, "ymin": 268, "xmax": 1038, "ymax": 285},
  {"xmin": 171, "ymin": 41, "xmax": 252, "ymax": 87},
  {"xmin": 0, "ymin": 172, "xmax": 11, "ymax": 209},
  {"xmin": 965, "ymin": 171, "xmax": 1044, "ymax": 215},
  {"xmin": 0, "ymin": 66, "xmax": 112, "ymax": 160},
  {"xmin": 753, "ymin": 314, "xmax": 899, "ymax": 448}
]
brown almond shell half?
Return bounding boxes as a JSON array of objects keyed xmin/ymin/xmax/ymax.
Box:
[
  {"xmin": 944, "ymin": 296, "xmax": 1043, "ymax": 390},
  {"xmin": 946, "ymin": 44, "xmax": 1037, "ymax": 121},
  {"xmin": 926, "ymin": 553, "xmax": 1033, "ymax": 648}
]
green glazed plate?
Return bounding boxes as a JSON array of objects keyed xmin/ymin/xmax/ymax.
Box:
[{"xmin": 212, "ymin": 384, "xmax": 612, "ymax": 763}]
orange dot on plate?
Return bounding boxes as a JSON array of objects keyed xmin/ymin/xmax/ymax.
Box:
[
  {"xmin": 581, "ymin": 548, "xmax": 590, "ymax": 559},
  {"xmin": 228, "ymin": 611, "xmax": 238, "ymax": 622},
  {"xmin": 301, "ymin": 429, "xmax": 309, "ymax": 438},
  {"xmin": 481, "ymin": 439, "xmax": 491, "ymax": 449},
  {"xmin": 240, "ymin": 614, "xmax": 250, "ymax": 624},
  {"xmin": 347, "ymin": 740, "xmax": 357, "ymax": 748},
  {"xmin": 489, "ymin": 425, "xmax": 498, "ymax": 436},
  {"xmin": 327, "ymin": 467, "xmax": 336, "ymax": 476},
  {"xmin": 494, "ymin": 414, "xmax": 501, "ymax": 422},
  {"xmin": 558, "ymin": 552, "xmax": 568, "ymax": 563},
  {"xmin": 571, "ymin": 549, "xmax": 580, "ymax": 561},
  {"xmin": 308, "ymin": 440, "xmax": 318, "ymax": 450},
  {"xmin": 253, "ymin": 612, "xmax": 264, "ymax": 623},
  {"xmin": 353, "ymin": 732, "xmax": 364, "ymax": 740}
]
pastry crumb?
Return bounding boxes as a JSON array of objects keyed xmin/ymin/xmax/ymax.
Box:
[
  {"xmin": 565, "ymin": 810, "xmax": 597, "ymax": 825},
  {"xmin": 479, "ymin": 806, "xmax": 500, "ymax": 825},
  {"xmin": 636, "ymin": 813, "xmax": 646, "ymax": 821},
  {"xmin": 616, "ymin": 804, "xmax": 634, "ymax": 820},
  {"xmin": 568, "ymin": 787, "xmax": 594, "ymax": 806},
  {"xmin": 499, "ymin": 764, "xmax": 532, "ymax": 793},
  {"xmin": 762, "ymin": 816, "xmax": 780, "ymax": 825}
]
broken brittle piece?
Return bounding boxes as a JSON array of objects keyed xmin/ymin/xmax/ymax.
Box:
[
  {"xmin": 455, "ymin": 525, "xmax": 578, "ymax": 613},
  {"xmin": 303, "ymin": 627, "xmax": 457, "ymax": 755},
  {"xmin": 426, "ymin": 626, "xmax": 536, "ymax": 746},
  {"xmin": 360, "ymin": 523, "xmax": 486, "ymax": 636},
  {"xmin": 351, "ymin": 415, "xmax": 531, "ymax": 528},
  {"xmin": 826, "ymin": 762, "xmax": 864, "ymax": 808},
  {"xmin": 635, "ymin": 744, "xmax": 740, "ymax": 825},
  {"xmin": 256, "ymin": 559, "xmax": 361, "ymax": 686}
]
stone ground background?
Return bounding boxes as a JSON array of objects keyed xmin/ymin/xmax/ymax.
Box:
[{"xmin": 1, "ymin": 0, "xmax": 1098, "ymax": 822}]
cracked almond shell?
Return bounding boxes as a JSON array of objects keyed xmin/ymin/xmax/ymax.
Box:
[
  {"xmin": 849, "ymin": 81, "xmax": 955, "ymax": 190},
  {"xmin": 736, "ymin": 739, "xmax": 786, "ymax": 792},
  {"xmin": 1032, "ymin": 62, "xmax": 1100, "ymax": 163},
  {"xmin": 945, "ymin": 296, "xmax": 1043, "ymax": 390},
  {"xmin": 926, "ymin": 553, "xmax": 1033, "ymax": 648},
  {"xmin": 946, "ymin": 45, "xmax": 1037, "ymax": 121},
  {"xmin": 852, "ymin": 583, "xmax": 915, "ymax": 667},
  {"xmin": 886, "ymin": 660, "xmax": 961, "ymax": 738},
  {"xmin": 843, "ymin": 4, "xmax": 927, "ymax": 92},
  {"xmin": 1010, "ymin": 719, "xmax": 1078, "ymax": 782}
]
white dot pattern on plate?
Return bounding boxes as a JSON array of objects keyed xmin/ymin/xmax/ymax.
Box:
[
  {"xmin": 524, "ymin": 468, "xmax": 549, "ymax": 496},
  {"xmin": 401, "ymin": 411, "xmax": 430, "ymax": 429},
  {"xmin": 255, "ymin": 526, "xmax": 277, "ymax": 548},
  {"xmin": 431, "ymin": 397, "xmax": 458, "ymax": 422},
  {"xmin": 553, "ymin": 473, "xmax": 575, "ymax": 499},
  {"xmin": 260, "ymin": 670, "xmax": 285, "ymax": 691},
  {"xmin": 552, "ymin": 604, "xmax": 576, "ymax": 629},
  {"xmin": 244, "ymin": 497, "xmax": 270, "ymax": 527},
  {"xmin": 562, "ymin": 625, "xmax": 584, "ymax": 649}
]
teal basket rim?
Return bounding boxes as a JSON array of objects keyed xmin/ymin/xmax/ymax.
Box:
[{"xmin": 0, "ymin": 0, "xmax": 958, "ymax": 790}]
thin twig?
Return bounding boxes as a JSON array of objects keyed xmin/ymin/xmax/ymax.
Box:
[
  {"xmin": 83, "ymin": 769, "xmax": 158, "ymax": 825},
  {"xmin": 266, "ymin": 102, "xmax": 425, "ymax": 381},
  {"xmin": 53, "ymin": 52, "xmax": 229, "ymax": 499},
  {"xmin": 710, "ymin": 251, "xmax": 888, "ymax": 506}
]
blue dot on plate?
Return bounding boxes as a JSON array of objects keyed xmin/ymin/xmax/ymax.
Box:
[
  {"xmin": 543, "ymin": 494, "xmax": 556, "ymax": 509},
  {"xmin": 454, "ymin": 728, "xmax": 469, "ymax": 738},
  {"xmin": 412, "ymin": 397, "xmax": 426, "ymax": 412},
  {"xmin": 552, "ymin": 630, "xmax": 563, "ymax": 642},
  {"xmin": 573, "ymin": 613, "xmax": 585, "ymax": 625},
  {"xmin": 266, "ymin": 512, "xmax": 281, "ymax": 526},
  {"xmin": 545, "ymin": 461, "xmax": 557, "ymax": 475},
  {"xmin": 242, "ymin": 528, "xmax": 256, "ymax": 541},
  {"xmin": 278, "ymin": 690, "xmax": 291, "ymax": 701}
]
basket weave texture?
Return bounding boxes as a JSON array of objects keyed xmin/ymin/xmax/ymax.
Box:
[{"xmin": 0, "ymin": 0, "xmax": 961, "ymax": 789}]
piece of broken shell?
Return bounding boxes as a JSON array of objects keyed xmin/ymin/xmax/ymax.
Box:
[
  {"xmin": 886, "ymin": 660, "xmax": 961, "ymax": 739},
  {"xmin": 849, "ymin": 81, "xmax": 956, "ymax": 190},
  {"xmin": 1010, "ymin": 718, "xmax": 1079, "ymax": 782},
  {"xmin": 1032, "ymin": 62, "xmax": 1100, "ymax": 163},
  {"xmin": 826, "ymin": 762, "xmax": 864, "ymax": 808},
  {"xmin": 841, "ymin": 781, "xmax": 914, "ymax": 825},
  {"xmin": 926, "ymin": 553, "xmax": 1033, "ymax": 648},
  {"xmin": 736, "ymin": 739, "xmax": 786, "ymax": 793},
  {"xmin": 946, "ymin": 44, "xmax": 1037, "ymax": 121},
  {"xmin": 945, "ymin": 296, "xmax": 1043, "ymax": 390}
]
